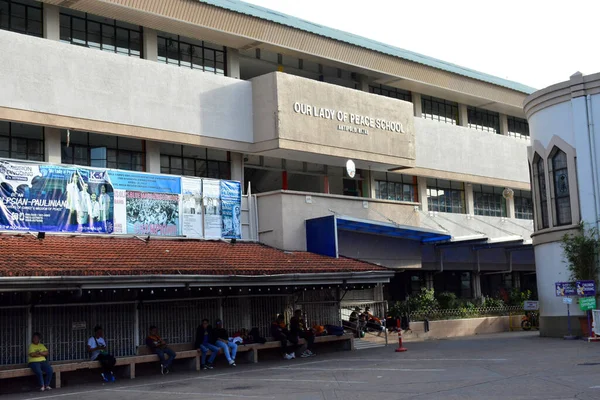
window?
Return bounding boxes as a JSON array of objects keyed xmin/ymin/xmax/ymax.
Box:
[
  {"xmin": 60, "ymin": 10, "xmax": 141, "ymax": 57},
  {"xmin": 160, "ymin": 144, "xmax": 230, "ymax": 180},
  {"xmin": 507, "ymin": 116, "xmax": 530, "ymax": 139},
  {"xmin": 551, "ymin": 149, "xmax": 572, "ymax": 226},
  {"xmin": 157, "ymin": 32, "xmax": 225, "ymax": 75},
  {"xmin": 473, "ymin": 185, "xmax": 506, "ymax": 217},
  {"xmin": 468, "ymin": 107, "xmax": 500, "ymax": 133},
  {"xmin": 427, "ymin": 179, "xmax": 465, "ymax": 213},
  {"xmin": 0, "ymin": 0, "xmax": 42, "ymax": 37},
  {"xmin": 534, "ymin": 156, "xmax": 549, "ymax": 229},
  {"xmin": 375, "ymin": 175, "xmax": 416, "ymax": 202},
  {"xmin": 61, "ymin": 131, "xmax": 144, "ymax": 171},
  {"xmin": 422, "ymin": 96, "xmax": 458, "ymax": 124},
  {"xmin": 369, "ymin": 85, "xmax": 412, "ymax": 102},
  {"xmin": 0, "ymin": 121, "xmax": 44, "ymax": 161},
  {"xmin": 514, "ymin": 190, "xmax": 533, "ymax": 220}
]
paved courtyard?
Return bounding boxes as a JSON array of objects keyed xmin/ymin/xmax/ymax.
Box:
[{"xmin": 5, "ymin": 332, "xmax": 600, "ymax": 400}]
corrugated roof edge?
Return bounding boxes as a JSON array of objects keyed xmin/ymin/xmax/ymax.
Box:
[{"xmin": 198, "ymin": 0, "xmax": 536, "ymax": 95}]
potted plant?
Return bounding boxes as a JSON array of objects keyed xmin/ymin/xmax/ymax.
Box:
[{"xmin": 561, "ymin": 224, "xmax": 600, "ymax": 337}]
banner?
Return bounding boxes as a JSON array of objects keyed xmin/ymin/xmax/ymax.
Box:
[
  {"xmin": 0, "ymin": 160, "xmax": 243, "ymax": 240},
  {"xmin": 202, "ymin": 179, "xmax": 221, "ymax": 239},
  {"xmin": 0, "ymin": 161, "xmax": 114, "ymax": 233},
  {"xmin": 181, "ymin": 177, "xmax": 203, "ymax": 238},
  {"xmin": 220, "ymin": 180, "xmax": 242, "ymax": 239}
]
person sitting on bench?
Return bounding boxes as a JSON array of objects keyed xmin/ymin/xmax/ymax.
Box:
[
  {"xmin": 290, "ymin": 309, "xmax": 316, "ymax": 358},
  {"xmin": 213, "ymin": 320, "xmax": 237, "ymax": 367},
  {"xmin": 146, "ymin": 326, "xmax": 176, "ymax": 375},
  {"xmin": 195, "ymin": 319, "xmax": 219, "ymax": 370},
  {"xmin": 87, "ymin": 325, "xmax": 116, "ymax": 382},
  {"xmin": 28, "ymin": 332, "xmax": 53, "ymax": 392},
  {"xmin": 271, "ymin": 315, "xmax": 297, "ymax": 360}
]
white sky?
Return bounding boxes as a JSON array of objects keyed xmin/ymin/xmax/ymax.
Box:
[{"xmin": 242, "ymin": 0, "xmax": 600, "ymax": 90}]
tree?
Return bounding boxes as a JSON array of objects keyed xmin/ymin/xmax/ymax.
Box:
[{"xmin": 561, "ymin": 224, "xmax": 600, "ymax": 284}]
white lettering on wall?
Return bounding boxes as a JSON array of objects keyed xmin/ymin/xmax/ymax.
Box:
[{"xmin": 292, "ymin": 102, "xmax": 406, "ymax": 134}]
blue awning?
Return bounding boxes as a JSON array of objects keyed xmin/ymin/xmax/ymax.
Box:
[{"xmin": 306, "ymin": 215, "xmax": 450, "ymax": 258}]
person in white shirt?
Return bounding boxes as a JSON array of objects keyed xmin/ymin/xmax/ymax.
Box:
[
  {"xmin": 65, "ymin": 174, "xmax": 80, "ymax": 225},
  {"xmin": 79, "ymin": 183, "xmax": 92, "ymax": 226},
  {"xmin": 90, "ymin": 194, "xmax": 100, "ymax": 224},
  {"xmin": 98, "ymin": 185, "xmax": 111, "ymax": 222},
  {"xmin": 87, "ymin": 326, "xmax": 116, "ymax": 382}
]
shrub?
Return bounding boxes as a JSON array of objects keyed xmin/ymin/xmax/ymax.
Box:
[
  {"xmin": 407, "ymin": 288, "xmax": 438, "ymax": 312},
  {"xmin": 436, "ymin": 292, "xmax": 458, "ymax": 309},
  {"xmin": 483, "ymin": 296, "xmax": 505, "ymax": 308}
]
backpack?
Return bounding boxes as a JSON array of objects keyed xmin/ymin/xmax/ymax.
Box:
[
  {"xmin": 324, "ymin": 325, "xmax": 345, "ymax": 336},
  {"xmin": 248, "ymin": 327, "xmax": 267, "ymax": 344}
]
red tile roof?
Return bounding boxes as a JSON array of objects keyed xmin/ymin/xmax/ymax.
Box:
[{"xmin": 0, "ymin": 234, "xmax": 387, "ymax": 277}]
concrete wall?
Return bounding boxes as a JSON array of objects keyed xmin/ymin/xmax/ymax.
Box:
[
  {"xmin": 414, "ymin": 118, "xmax": 530, "ymax": 185},
  {"xmin": 251, "ymin": 72, "xmax": 415, "ymax": 167},
  {"xmin": 337, "ymin": 230, "xmax": 421, "ymax": 269},
  {"xmin": 0, "ymin": 30, "xmax": 253, "ymax": 144},
  {"xmin": 404, "ymin": 316, "xmax": 511, "ymax": 341},
  {"xmin": 257, "ymin": 191, "xmax": 418, "ymax": 252}
]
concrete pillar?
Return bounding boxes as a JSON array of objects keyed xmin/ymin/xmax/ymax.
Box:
[
  {"xmin": 230, "ymin": 152, "xmax": 244, "ymax": 184},
  {"xmin": 499, "ymin": 113, "xmax": 509, "ymax": 136},
  {"xmin": 44, "ymin": 128, "xmax": 61, "ymax": 164},
  {"xmin": 472, "ymin": 273, "xmax": 482, "ymax": 298},
  {"xmin": 412, "ymin": 93, "xmax": 422, "ymax": 118},
  {"xmin": 43, "ymin": 4, "xmax": 60, "ymax": 41},
  {"xmin": 506, "ymin": 192, "xmax": 515, "ymax": 218},
  {"xmin": 226, "ymin": 48, "xmax": 241, "ymax": 79},
  {"xmin": 358, "ymin": 74, "xmax": 369, "ymax": 92},
  {"xmin": 143, "ymin": 28, "xmax": 158, "ymax": 61},
  {"xmin": 417, "ymin": 176, "xmax": 428, "ymax": 212},
  {"xmin": 458, "ymin": 104, "xmax": 469, "ymax": 127},
  {"xmin": 145, "ymin": 140, "xmax": 161, "ymax": 173},
  {"xmin": 369, "ymin": 170, "xmax": 376, "ymax": 198},
  {"xmin": 465, "ymin": 183, "xmax": 475, "ymax": 215}
]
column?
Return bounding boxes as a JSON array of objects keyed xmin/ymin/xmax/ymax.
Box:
[
  {"xmin": 417, "ymin": 176, "xmax": 428, "ymax": 212},
  {"xmin": 369, "ymin": 170, "xmax": 376, "ymax": 198},
  {"xmin": 43, "ymin": 4, "xmax": 60, "ymax": 41},
  {"xmin": 358, "ymin": 74, "xmax": 369, "ymax": 92},
  {"xmin": 44, "ymin": 128, "xmax": 61, "ymax": 164},
  {"xmin": 472, "ymin": 273, "xmax": 482, "ymax": 298},
  {"xmin": 506, "ymin": 191, "xmax": 516, "ymax": 218},
  {"xmin": 230, "ymin": 152, "xmax": 244, "ymax": 184},
  {"xmin": 499, "ymin": 113, "xmax": 509, "ymax": 136},
  {"xmin": 226, "ymin": 48, "xmax": 241, "ymax": 79},
  {"xmin": 458, "ymin": 104, "xmax": 469, "ymax": 127},
  {"xmin": 145, "ymin": 140, "xmax": 161, "ymax": 173},
  {"xmin": 412, "ymin": 93, "xmax": 422, "ymax": 118},
  {"xmin": 465, "ymin": 183, "xmax": 474, "ymax": 215},
  {"xmin": 143, "ymin": 28, "xmax": 158, "ymax": 61}
]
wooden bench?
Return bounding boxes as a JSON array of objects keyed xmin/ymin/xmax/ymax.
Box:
[{"xmin": 0, "ymin": 334, "xmax": 353, "ymax": 388}]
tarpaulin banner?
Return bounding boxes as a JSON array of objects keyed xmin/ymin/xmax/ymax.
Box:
[
  {"xmin": 220, "ymin": 180, "xmax": 242, "ymax": 239},
  {"xmin": 181, "ymin": 177, "xmax": 203, "ymax": 239},
  {"xmin": 202, "ymin": 179, "xmax": 221, "ymax": 239}
]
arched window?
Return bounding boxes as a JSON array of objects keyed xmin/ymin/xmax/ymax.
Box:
[
  {"xmin": 535, "ymin": 157, "xmax": 549, "ymax": 229},
  {"xmin": 551, "ymin": 149, "xmax": 572, "ymax": 226}
]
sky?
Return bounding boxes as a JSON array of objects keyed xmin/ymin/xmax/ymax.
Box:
[{"xmin": 242, "ymin": 0, "xmax": 600, "ymax": 90}]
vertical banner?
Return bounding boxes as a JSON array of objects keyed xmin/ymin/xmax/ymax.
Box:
[
  {"xmin": 107, "ymin": 170, "xmax": 181, "ymax": 236},
  {"xmin": 220, "ymin": 180, "xmax": 242, "ymax": 239},
  {"xmin": 181, "ymin": 177, "xmax": 203, "ymax": 238},
  {"xmin": 202, "ymin": 179, "xmax": 221, "ymax": 239},
  {"xmin": 0, "ymin": 161, "xmax": 114, "ymax": 233}
]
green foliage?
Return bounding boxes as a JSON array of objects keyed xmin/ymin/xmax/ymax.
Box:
[
  {"xmin": 561, "ymin": 224, "xmax": 600, "ymax": 284},
  {"xmin": 407, "ymin": 288, "xmax": 439, "ymax": 312},
  {"xmin": 436, "ymin": 291, "xmax": 458, "ymax": 309},
  {"xmin": 483, "ymin": 296, "xmax": 505, "ymax": 308},
  {"xmin": 508, "ymin": 288, "xmax": 532, "ymax": 306},
  {"xmin": 387, "ymin": 301, "xmax": 407, "ymax": 318}
]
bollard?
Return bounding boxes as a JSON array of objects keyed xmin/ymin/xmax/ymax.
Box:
[{"xmin": 395, "ymin": 329, "xmax": 408, "ymax": 352}]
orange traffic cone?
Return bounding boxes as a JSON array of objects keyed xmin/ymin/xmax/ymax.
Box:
[{"xmin": 395, "ymin": 329, "xmax": 407, "ymax": 352}]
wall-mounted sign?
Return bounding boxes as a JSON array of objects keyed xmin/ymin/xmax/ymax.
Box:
[
  {"xmin": 346, "ymin": 160, "xmax": 356, "ymax": 178},
  {"xmin": 555, "ymin": 282, "xmax": 576, "ymax": 297},
  {"xmin": 563, "ymin": 297, "xmax": 573, "ymax": 304},
  {"xmin": 576, "ymin": 280, "xmax": 596, "ymax": 297},
  {"xmin": 292, "ymin": 102, "xmax": 406, "ymax": 135},
  {"xmin": 523, "ymin": 301, "xmax": 539, "ymax": 310}
]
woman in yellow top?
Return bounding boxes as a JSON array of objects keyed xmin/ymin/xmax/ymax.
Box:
[{"xmin": 28, "ymin": 332, "xmax": 54, "ymax": 391}]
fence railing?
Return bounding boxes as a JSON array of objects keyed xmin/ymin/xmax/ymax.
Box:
[{"xmin": 408, "ymin": 306, "xmax": 523, "ymax": 322}]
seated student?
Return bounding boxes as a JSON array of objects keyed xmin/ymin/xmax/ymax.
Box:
[
  {"xmin": 28, "ymin": 332, "xmax": 53, "ymax": 392},
  {"xmin": 146, "ymin": 326, "xmax": 176, "ymax": 375},
  {"xmin": 271, "ymin": 315, "xmax": 297, "ymax": 360},
  {"xmin": 87, "ymin": 325, "xmax": 116, "ymax": 382},
  {"xmin": 290, "ymin": 309, "xmax": 316, "ymax": 358},
  {"xmin": 364, "ymin": 306, "xmax": 385, "ymax": 332},
  {"xmin": 212, "ymin": 320, "xmax": 237, "ymax": 367},
  {"xmin": 195, "ymin": 319, "xmax": 219, "ymax": 370}
]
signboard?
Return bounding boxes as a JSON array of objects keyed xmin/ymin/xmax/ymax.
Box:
[
  {"xmin": 555, "ymin": 282, "xmax": 577, "ymax": 297},
  {"xmin": 72, "ymin": 321, "xmax": 87, "ymax": 331},
  {"xmin": 580, "ymin": 296, "xmax": 597, "ymax": 311},
  {"xmin": 563, "ymin": 297, "xmax": 573, "ymax": 305},
  {"xmin": 523, "ymin": 301, "xmax": 539, "ymax": 310},
  {"xmin": 0, "ymin": 160, "xmax": 242, "ymax": 240},
  {"xmin": 577, "ymin": 280, "xmax": 596, "ymax": 297}
]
